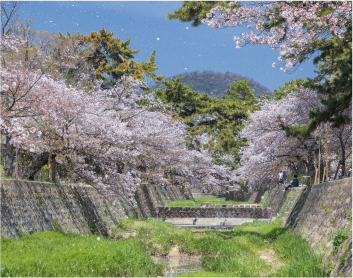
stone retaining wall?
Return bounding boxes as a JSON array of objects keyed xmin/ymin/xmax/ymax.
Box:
[
  {"xmin": 263, "ymin": 178, "xmax": 352, "ymax": 277},
  {"xmin": 286, "ymin": 179, "xmax": 352, "ymax": 277},
  {"xmin": 262, "ymin": 184, "xmax": 288, "ymax": 213},
  {"xmin": 156, "ymin": 206, "xmax": 272, "ymax": 219},
  {"xmin": 277, "ymin": 187, "xmax": 304, "ymax": 221},
  {"xmin": 226, "ymin": 185, "xmax": 266, "ymax": 203},
  {"xmin": 1, "ymin": 179, "xmax": 189, "ymax": 238}
]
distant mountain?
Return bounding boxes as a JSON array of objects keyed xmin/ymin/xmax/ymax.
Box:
[{"xmin": 151, "ymin": 70, "xmax": 274, "ymax": 98}]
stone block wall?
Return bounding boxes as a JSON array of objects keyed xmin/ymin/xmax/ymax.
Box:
[
  {"xmin": 248, "ymin": 191, "xmax": 258, "ymax": 203},
  {"xmin": 1, "ymin": 180, "xmax": 188, "ymax": 238},
  {"xmin": 226, "ymin": 185, "xmax": 266, "ymax": 204},
  {"xmin": 262, "ymin": 185, "xmax": 305, "ymax": 218},
  {"xmin": 277, "ymin": 187, "xmax": 304, "ymax": 221},
  {"xmin": 262, "ymin": 184, "xmax": 287, "ymax": 213},
  {"xmin": 263, "ymin": 179, "xmax": 352, "ymax": 277},
  {"xmin": 134, "ymin": 183, "xmax": 192, "ymax": 218},
  {"xmin": 259, "ymin": 191, "xmax": 269, "ymax": 205},
  {"xmin": 285, "ymin": 179, "xmax": 352, "ymax": 277},
  {"xmin": 225, "ymin": 190, "xmax": 249, "ymax": 201},
  {"xmin": 156, "ymin": 206, "xmax": 272, "ymax": 219}
]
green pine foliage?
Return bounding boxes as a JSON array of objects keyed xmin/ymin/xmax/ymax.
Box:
[
  {"xmin": 305, "ymin": 20, "xmax": 352, "ymax": 132},
  {"xmin": 155, "ymin": 78, "xmax": 260, "ymax": 168},
  {"xmin": 166, "ymin": 1, "xmax": 232, "ymax": 27},
  {"xmin": 273, "ymin": 78, "xmax": 309, "ymax": 100},
  {"xmin": 152, "ymin": 71, "xmax": 273, "ymax": 99},
  {"xmin": 76, "ymin": 28, "xmax": 164, "ymax": 89},
  {"xmin": 154, "ymin": 77, "xmax": 199, "ymax": 112}
]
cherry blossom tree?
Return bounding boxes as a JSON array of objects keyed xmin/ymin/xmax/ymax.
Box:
[
  {"xmin": 1, "ymin": 35, "xmax": 236, "ymax": 204},
  {"xmin": 48, "ymin": 77, "xmax": 236, "ymax": 196},
  {"xmin": 233, "ymin": 87, "xmax": 351, "ymax": 190},
  {"xmin": 1, "ymin": 33, "xmax": 92, "ymax": 175},
  {"xmin": 203, "ymin": 1, "xmax": 352, "ymax": 73}
]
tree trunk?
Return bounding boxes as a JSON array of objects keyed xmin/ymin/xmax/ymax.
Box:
[
  {"xmin": 3, "ymin": 135, "xmax": 15, "ymax": 177},
  {"xmin": 334, "ymin": 161, "xmax": 341, "ymax": 180},
  {"xmin": 341, "ymin": 140, "xmax": 346, "ymax": 177},
  {"xmin": 340, "ymin": 138, "xmax": 346, "ymax": 177},
  {"xmin": 48, "ymin": 153, "xmax": 56, "ymax": 182},
  {"xmin": 22, "ymin": 152, "xmax": 49, "ymax": 180}
]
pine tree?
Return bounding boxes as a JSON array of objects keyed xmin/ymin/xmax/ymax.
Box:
[
  {"xmin": 154, "ymin": 77, "xmax": 199, "ymax": 115},
  {"xmin": 166, "ymin": 1, "xmax": 231, "ymax": 27},
  {"xmin": 83, "ymin": 28, "xmax": 164, "ymax": 88},
  {"xmin": 155, "ymin": 78, "xmax": 259, "ymax": 168}
]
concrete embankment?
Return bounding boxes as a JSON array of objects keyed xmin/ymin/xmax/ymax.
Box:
[
  {"xmin": 262, "ymin": 178, "xmax": 352, "ymax": 277},
  {"xmin": 156, "ymin": 206, "xmax": 272, "ymax": 229},
  {"xmin": 165, "ymin": 218, "xmax": 261, "ymax": 229},
  {"xmin": 0, "ymin": 179, "xmax": 192, "ymax": 238},
  {"xmin": 156, "ymin": 206, "xmax": 272, "ymax": 219}
]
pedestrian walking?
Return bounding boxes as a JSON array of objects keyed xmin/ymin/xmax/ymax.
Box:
[
  {"xmin": 349, "ymin": 168, "xmax": 352, "ymax": 177},
  {"xmin": 279, "ymin": 171, "xmax": 283, "ymax": 181},
  {"xmin": 282, "ymin": 171, "xmax": 287, "ymax": 183}
]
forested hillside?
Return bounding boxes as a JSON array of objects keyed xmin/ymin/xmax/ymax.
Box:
[{"xmin": 152, "ymin": 70, "xmax": 274, "ymax": 98}]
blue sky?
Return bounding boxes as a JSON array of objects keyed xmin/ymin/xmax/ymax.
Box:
[{"xmin": 23, "ymin": 1, "xmax": 317, "ymax": 91}]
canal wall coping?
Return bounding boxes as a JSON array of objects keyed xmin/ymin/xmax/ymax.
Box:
[{"xmin": 156, "ymin": 206, "xmax": 272, "ymax": 219}]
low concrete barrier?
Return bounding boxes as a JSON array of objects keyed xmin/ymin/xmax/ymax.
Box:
[{"xmin": 156, "ymin": 207, "xmax": 272, "ymax": 219}]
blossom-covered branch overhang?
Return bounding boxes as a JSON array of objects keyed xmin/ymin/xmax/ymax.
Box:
[{"xmin": 203, "ymin": 1, "xmax": 351, "ymax": 72}]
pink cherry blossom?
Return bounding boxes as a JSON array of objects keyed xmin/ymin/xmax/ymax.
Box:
[{"xmin": 204, "ymin": 1, "xmax": 352, "ymax": 72}]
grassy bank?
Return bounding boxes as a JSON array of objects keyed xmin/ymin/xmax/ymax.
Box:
[
  {"xmin": 1, "ymin": 231, "xmax": 164, "ymax": 277},
  {"xmin": 168, "ymin": 196, "xmax": 253, "ymax": 207},
  {"xmin": 1, "ymin": 219, "xmax": 328, "ymax": 277}
]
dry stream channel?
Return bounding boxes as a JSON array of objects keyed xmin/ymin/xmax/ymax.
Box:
[{"xmin": 153, "ymin": 246, "xmax": 202, "ymax": 277}]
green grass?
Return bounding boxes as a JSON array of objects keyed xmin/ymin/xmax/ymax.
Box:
[
  {"xmin": 1, "ymin": 219, "xmax": 328, "ymax": 277},
  {"xmin": 110, "ymin": 218, "xmax": 328, "ymax": 277},
  {"xmin": 167, "ymin": 200, "xmax": 198, "ymax": 207},
  {"xmin": 1, "ymin": 231, "xmax": 164, "ymax": 277},
  {"xmin": 194, "ymin": 196, "xmax": 253, "ymax": 206},
  {"xmin": 168, "ymin": 196, "xmax": 254, "ymax": 207}
]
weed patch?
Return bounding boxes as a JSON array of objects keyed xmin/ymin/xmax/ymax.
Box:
[
  {"xmin": 115, "ymin": 219, "xmax": 327, "ymax": 277},
  {"xmin": 345, "ymin": 209, "xmax": 352, "ymax": 225},
  {"xmin": 332, "ymin": 229, "xmax": 350, "ymax": 254},
  {"xmin": 1, "ymin": 218, "xmax": 328, "ymax": 277},
  {"xmin": 1, "ymin": 231, "xmax": 163, "ymax": 277}
]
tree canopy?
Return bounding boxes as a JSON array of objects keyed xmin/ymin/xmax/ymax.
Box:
[
  {"xmin": 167, "ymin": 1, "xmax": 230, "ymax": 27},
  {"xmin": 168, "ymin": 1, "xmax": 352, "ymax": 134},
  {"xmin": 155, "ymin": 77, "xmax": 260, "ymax": 168},
  {"xmin": 57, "ymin": 28, "xmax": 165, "ymax": 89}
]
